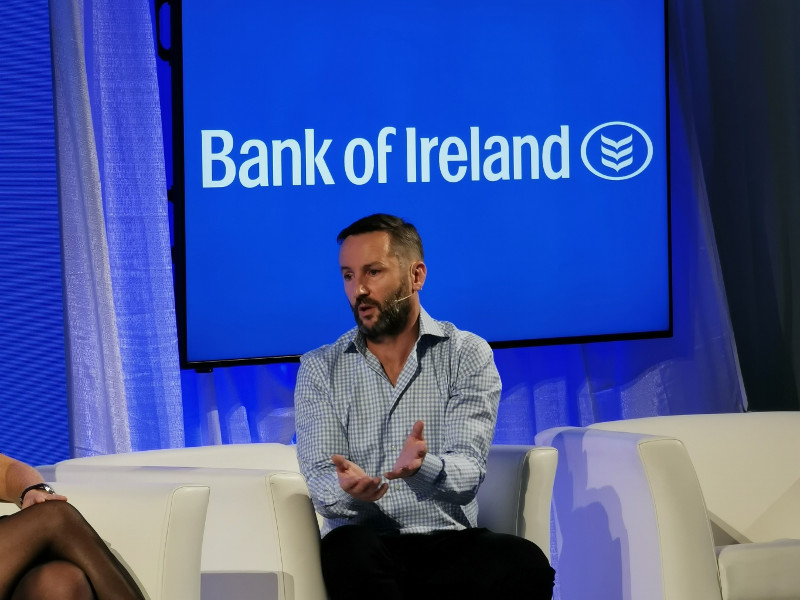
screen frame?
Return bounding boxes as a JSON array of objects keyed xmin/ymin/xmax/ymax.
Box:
[{"xmin": 168, "ymin": 0, "xmax": 673, "ymax": 371}]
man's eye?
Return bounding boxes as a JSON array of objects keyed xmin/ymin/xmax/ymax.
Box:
[
  {"xmin": 343, "ymin": 273, "xmax": 353, "ymax": 281},
  {"xmin": 369, "ymin": 269, "xmax": 380, "ymax": 276}
]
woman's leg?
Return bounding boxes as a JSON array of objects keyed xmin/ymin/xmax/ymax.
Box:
[
  {"xmin": 10, "ymin": 561, "xmax": 94, "ymax": 600},
  {"xmin": 0, "ymin": 502, "xmax": 144, "ymax": 600}
]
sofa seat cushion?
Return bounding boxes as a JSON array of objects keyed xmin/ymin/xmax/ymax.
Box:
[{"xmin": 716, "ymin": 539, "xmax": 800, "ymax": 600}]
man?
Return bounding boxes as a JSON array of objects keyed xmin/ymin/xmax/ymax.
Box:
[{"xmin": 295, "ymin": 214, "xmax": 554, "ymax": 599}]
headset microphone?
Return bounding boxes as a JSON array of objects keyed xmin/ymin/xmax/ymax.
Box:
[{"xmin": 393, "ymin": 290, "xmax": 415, "ymax": 304}]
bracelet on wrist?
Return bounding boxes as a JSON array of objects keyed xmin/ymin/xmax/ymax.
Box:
[{"xmin": 19, "ymin": 483, "xmax": 56, "ymax": 506}]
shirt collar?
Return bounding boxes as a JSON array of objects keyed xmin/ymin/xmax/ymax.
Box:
[{"xmin": 347, "ymin": 306, "xmax": 448, "ymax": 355}]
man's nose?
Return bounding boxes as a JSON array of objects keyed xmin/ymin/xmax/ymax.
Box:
[{"xmin": 348, "ymin": 275, "xmax": 368, "ymax": 297}]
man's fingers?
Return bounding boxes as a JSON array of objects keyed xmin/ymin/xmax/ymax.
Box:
[
  {"xmin": 411, "ymin": 420, "xmax": 424, "ymax": 440},
  {"xmin": 333, "ymin": 455, "xmax": 390, "ymax": 500},
  {"xmin": 348, "ymin": 477, "xmax": 368, "ymax": 495},
  {"xmin": 348, "ymin": 476, "xmax": 386, "ymax": 499},
  {"xmin": 366, "ymin": 481, "xmax": 388, "ymax": 501},
  {"xmin": 384, "ymin": 467, "xmax": 411, "ymax": 480},
  {"xmin": 373, "ymin": 483, "xmax": 389, "ymax": 501},
  {"xmin": 340, "ymin": 474, "xmax": 365, "ymax": 494}
]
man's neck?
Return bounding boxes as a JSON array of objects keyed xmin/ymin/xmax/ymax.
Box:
[{"xmin": 365, "ymin": 306, "xmax": 421, "ymax": 385}]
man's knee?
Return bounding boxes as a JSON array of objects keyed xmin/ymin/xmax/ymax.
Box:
[
  {"xmin": 320, "ymin": 525, "xmax": 387, "ymax": 571},
  {"xmin": 468, "ymin": 530, "xmax": 555, "ymax": 598},
  {"xmin": 502, "ymin": 535, "xmax": 551, "ymax": 572},
  {"xmin": 509, "ymin": 538, "xmax": 555, "ymax": 595},
  {"xmin": 321, "ymin": 524, "xmax": 381, "ymax": 554},
  {"xmin": 320, "ymin": 526, "xmax": 404, "ymax": 600}
]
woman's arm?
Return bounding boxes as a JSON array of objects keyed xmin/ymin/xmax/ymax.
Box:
[{"xmin": 0, "ymin": 453, "xmax": 66, "ymax": 508}]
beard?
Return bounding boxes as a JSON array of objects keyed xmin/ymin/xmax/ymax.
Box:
[{"xmin": 351, "ymin": 282, "xmax": 413, "ymax": 340}]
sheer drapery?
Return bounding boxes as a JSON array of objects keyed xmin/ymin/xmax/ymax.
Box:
[
  {"xmin": 685, "ymin": 0, "xmax": 800, "ymax": 411},
  {"xmin": 51, "ymin": 0, "xmax": 183, "ymax": 456}
]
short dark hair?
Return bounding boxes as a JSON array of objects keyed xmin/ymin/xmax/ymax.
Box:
[{"xmin": 337, "ymin": 214, "xmax": 424, "ymax": 262}]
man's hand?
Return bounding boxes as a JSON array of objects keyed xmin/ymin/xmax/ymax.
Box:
[
  {"xmin": 385, "ymin": 421, "xmax": 427, "ymax": 480},
  {"xmin": 332, "ymin": 455, "xmax": 388, "ymax": 502}
]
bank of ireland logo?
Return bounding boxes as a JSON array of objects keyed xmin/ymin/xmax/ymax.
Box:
[{"xmin": 581, "ymin": 122, "xmax": 653, "ymax": 180}]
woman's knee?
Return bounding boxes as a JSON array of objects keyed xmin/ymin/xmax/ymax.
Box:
[
  {"xmin": 11, "ymin": 561, "xmax": 93, "ymax": 600},
  {"xmin": 24, "ymin": 500, "xmax": 85, "ymax": 531}
]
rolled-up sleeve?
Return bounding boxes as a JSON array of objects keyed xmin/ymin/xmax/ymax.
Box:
[
  {"xmin": 405, "ymin": 335, "xmax": 501, "ymax": 505},
  {"xmin": 294, "ymin": 355, "xmax": 363, "ymax": 519}
]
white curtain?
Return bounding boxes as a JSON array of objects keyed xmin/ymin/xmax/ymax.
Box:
[{"xmin": 51, "ymin": 0, "xmax": 183, "ymax": 456}]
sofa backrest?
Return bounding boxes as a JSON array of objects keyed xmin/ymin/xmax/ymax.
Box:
[
  {"xmin": 60, "ymin": 442, "xmax": 301, "ymax": 472},
  {"xmin": 59, "ymin": 442, "xmax": 556, "ymax": 552},
  {"xmin": 589, "ymin": 412, "xmax": 800, "ymax": 543}
]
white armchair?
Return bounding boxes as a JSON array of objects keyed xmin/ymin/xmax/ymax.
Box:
[
  {"xmin": 0, "ymin": 481, "xmax": 210, "ymax": 600},
  {"xmin": 53, "ymin": 445, "xmax": 325, "ymax": 600},
  {"xmin": 536, "ymin": 412, "xmax": 800, "ymax": 600},
  {"xmin": 478, "ymin": 444, "xmax": 557, "ymax": 560},
  {"xmin": 51, "ymin": 442, "xmax": 558, "ymax": 600}
]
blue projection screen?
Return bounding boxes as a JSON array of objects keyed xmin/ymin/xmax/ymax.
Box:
[{"xmin": 174, "ymin": 0, "xmax": 671, "ymax": 368}]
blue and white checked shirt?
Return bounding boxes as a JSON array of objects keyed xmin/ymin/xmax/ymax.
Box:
[{"xmin": 295, "ymin": 307, "xmax": 501, "ymax": 537}]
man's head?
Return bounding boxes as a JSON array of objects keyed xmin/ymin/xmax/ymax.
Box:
[
  {"xmin": 337, "ymin": 214, "xmax": 424, "ymax": 265},
  {"xmin": 337, "ymin": 214, "xmax": 426, "ymax": 340}
]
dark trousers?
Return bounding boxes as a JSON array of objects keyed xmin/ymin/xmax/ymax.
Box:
[{"xmin": 320, "ymin": 525, "xmax": 555, "ymax": 600}]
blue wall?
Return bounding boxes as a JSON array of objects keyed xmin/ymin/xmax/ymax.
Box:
[{"xmin": 0, "ymin": 0, "xmax": 69, "ymax": 466}]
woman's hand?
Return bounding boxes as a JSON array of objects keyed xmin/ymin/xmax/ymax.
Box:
[{"xmin": 21, "ymin": 488, "xmax": 68, "ymax": 510}]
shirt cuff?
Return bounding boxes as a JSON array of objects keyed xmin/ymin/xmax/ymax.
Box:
[
  {"xmin": 405, "ymin": 453, "xmax": 444, "ymax": 495},
  {"xmin": 320, "ymin": 483, "xmax": 362, "ymax": 517}
]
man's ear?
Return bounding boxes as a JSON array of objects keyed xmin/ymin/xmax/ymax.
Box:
[{"xmin": 411, "ymin": 261, "xmax": 427, "ymax": 291}]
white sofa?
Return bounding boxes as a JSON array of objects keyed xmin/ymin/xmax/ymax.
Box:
[
  {"xmin": 0, "ymin": 481, "xmax": 210, "ymax": 600},
  {"xmin": 50, "ymin": 442, "xmax": 557, "ymax": 600},
  {"xmin": 536, "ymin": 412, "xmax": 800, "ymax": 600}
]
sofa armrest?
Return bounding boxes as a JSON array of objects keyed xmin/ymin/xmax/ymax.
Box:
[
  {"xmin": 54, "ymin": 464, "xmax": 327, "ymax": 600},
  {"xmin": 268, "ymin": 472, "xmax": 327, "ymax": 600},
  {"xmin": 478, "ymin": 445, "xmax": 557, "ymax": 559},
  {"xmin": 536, "ymin": 427, "xmax": 721, "ymax": 600}
]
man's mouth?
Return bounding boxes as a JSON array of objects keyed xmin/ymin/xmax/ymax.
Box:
[{"xmin": 356, "ymin": 299, "xmax": 380, "ymax": 320}]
